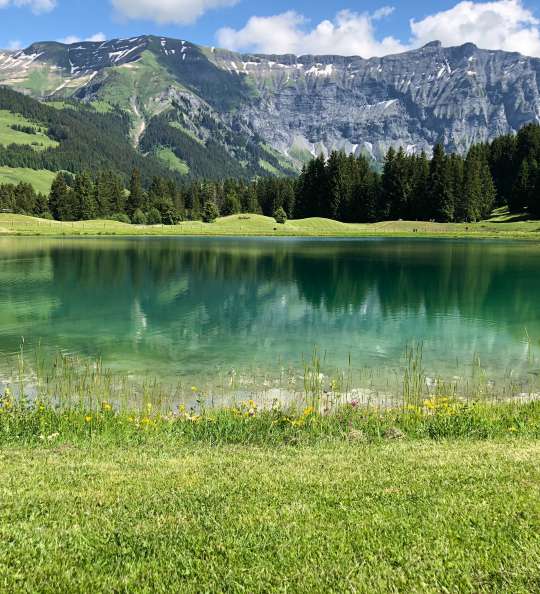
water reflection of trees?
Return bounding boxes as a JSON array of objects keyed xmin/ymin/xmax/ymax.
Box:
[
  {"xmin": 2, "ymin": 238, "xmax": 540, "ymax": 367},
  {"xmin": 6, "ymin": 239, "xmax": 540, "ymax": 326}
]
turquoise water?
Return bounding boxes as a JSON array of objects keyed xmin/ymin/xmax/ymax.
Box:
[{"xmin": 1, "ymin": 236, "xmax": 539, "ymax": 384}]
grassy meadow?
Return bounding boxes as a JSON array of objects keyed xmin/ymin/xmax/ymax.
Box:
[
  {"xmin": 0, "ymin": 167, "xmax": 56, "ymax": 195},
  {"xmin": 1, "ymin": 209, "xmax": 540, "ymax": 238},
  {"xmin": 0, "ymin": 344, "xmax": 539, "ymax": 591},
  {"xmin": 1, "ymin": 403, "xmax": 540, "ymax": 592},
  {"xmin": 0, "ymin": 109, "xmax": 58, "ymax": 151}
]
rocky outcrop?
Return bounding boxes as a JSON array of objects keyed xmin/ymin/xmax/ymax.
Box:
[{"xmin": 1, "ymin": 36, "xmax": 540, "ymax": 168}]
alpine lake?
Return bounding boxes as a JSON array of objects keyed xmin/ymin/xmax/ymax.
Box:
[{"xmin": 1, "ymin": 236, "xmax": 540, "ymax": 405}]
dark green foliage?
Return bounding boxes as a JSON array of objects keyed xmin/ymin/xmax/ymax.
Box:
[
  {"xmin": 222, "ymin": 191, "xmax": 241, "ymax": 216},
  {"xmin": 141, "ymin": 116, "xmax": 247, "ymax": 179},
  {"xmin": 147, "ymin": 207, "xmax": 162, "ymax": 225},
  {"xmin": 274, "ymin": 207, "xmax": 287, "ymax": 224},
  {"xmin": 0, "ymin": 86, "xmax": 174, "ymax": 185},
  {"xmin": 48, "ymin": 174, "xmax": 69, "ymax": 220},
  {"xmin": 202, "ymin": 200, "xmax": 220, "ymax": 223},
  {"xmin": 132, "ymin": 209, "xmax": 147, "ymax": 225},
  {"xmin": 0, "ymin": 181, "xmax": 50, "ymax": 216},
  {"xmin": 74, "ymin": 172, "xmax": 96, "ymax": 220},
  {"xmin": 110, "ymin": 213, "xmax": 131, "ymax": 224},
  {"xmin": 11, "ymin": 124, "xmax": 37, "ymax": 135},
  {"xmin": 4, "ymin": 107, "xmax": 540, "ymax": 224},
  {"xmin": 429, "ymin": 144, "xmax": 455, "ymax": 222},
  {"xmin": 489, "ymin": 134, "xmax": 516, "ymax": 207},
  {"xmin": 127, "ymin": 169, "xmax": 145, "ymax": 216}
]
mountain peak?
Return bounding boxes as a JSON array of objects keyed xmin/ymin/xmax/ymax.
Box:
[{"xmin": 1, "ymin": 33, "xmax": 539, "ymax": 176}]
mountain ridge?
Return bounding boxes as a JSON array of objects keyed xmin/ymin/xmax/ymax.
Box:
[{"xmin": 1, "ymin": 35, "xmax": 540, "ymax": 177}]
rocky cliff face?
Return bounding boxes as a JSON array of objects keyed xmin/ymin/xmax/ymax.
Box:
[{"xmin": 1, "ymin": 36, "xmax": 540, "ymax": 169}]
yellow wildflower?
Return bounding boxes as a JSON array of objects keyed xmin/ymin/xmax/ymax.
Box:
[
  {"xmin": 84, "ymin": 415, "xmax": 92, "ymax": 423},
  {"xmin": 101, "ymin": 401, "xmax": 112, "ymax": 412}
]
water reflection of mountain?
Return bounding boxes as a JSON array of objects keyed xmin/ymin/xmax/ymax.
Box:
[{"xmin": 1, "ymin": 238, "xmax": 539, "ymax": 376}]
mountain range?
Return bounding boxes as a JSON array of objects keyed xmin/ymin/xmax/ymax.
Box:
[{"xmin": 1, "ymin": 35, "xmax": 540, "ymax": 181}]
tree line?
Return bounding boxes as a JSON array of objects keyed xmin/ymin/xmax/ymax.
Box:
[{"xmin": 1, "ymin": 123, "xmax": 540, "ymax": 223}]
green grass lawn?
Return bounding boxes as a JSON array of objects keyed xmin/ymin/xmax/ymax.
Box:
[
  {"xmin": 0, "ymin": 439, "xmax": 539, "ymax": 593},
  {"xmin": 1, "ymin": 210, "xmax": 540, "ymax": 238},
  {"xmin": 0, "ymin": 167, "xmax": 56, "ymax": 195}
]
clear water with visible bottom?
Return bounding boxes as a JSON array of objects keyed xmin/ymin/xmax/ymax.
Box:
[{"xmin": 1, "ymin": 236, "xmax": 539, "ymax": 389}]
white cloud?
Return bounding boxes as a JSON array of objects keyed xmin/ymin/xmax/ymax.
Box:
[
  {"xmin": 217, "ymin": 9, "xmax": 406, "ymax": 57},
  {"xmin": 216, "ymin": 1, "xmax": 540, "ymax": 58},
  {"xmin": 60, "ymin": 35, "xmax": 81, "ymax": 44},
  {"xmin": 59, "ymin": 33, "xmax": 107, "ymax": 45},
  {"xmin": 410, "ymin": 0, "xmax": 540, "ymax": 56},
  {"xmin": 0, "ymin": 0, "xmax": 56, "ymax": 14},
  {"xmin": 7, "ymin": 40, "xmax": 23, "ymax": 50},
  {"xmin": 111, "ymin": 0, "xmax": 238, "ymax": 25},
  {"xmin": 86, "ymin": 32, "xmax": 107, "ymax": 42}
]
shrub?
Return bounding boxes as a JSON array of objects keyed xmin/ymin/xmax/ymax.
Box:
[
  {"xmin": 132, "ymin": 209, "xmax": 147, "ymax": 225},
  {"xmin": 147, "ymin": 207, "xmax": 162, "ymax": 225},
  {"xmin": 202, "ymin": 201, "xmax": 220, "ymax": 223},
  {"xmin": 110, "ymin": 213, "xmax": 131, "ymax": 224},
  {"xmin": 156, "ymin": 202, "xmax": 180, "ymax": 225},
  {"xmin": 274, "ymin": 207, "xmax": 287, "ymax": 224}
]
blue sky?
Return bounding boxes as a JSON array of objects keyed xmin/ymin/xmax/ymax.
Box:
[{"xmin": 2, "ymin": 0, "xmax": 540, "ymax": 57}]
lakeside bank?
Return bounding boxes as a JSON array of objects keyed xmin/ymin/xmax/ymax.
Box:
[{"xmin": 1, "ymin": 211, "xmax": 540, "ymax": 239}]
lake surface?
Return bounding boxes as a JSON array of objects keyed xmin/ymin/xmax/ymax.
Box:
[{"xmin": 1, "ymin": 236, "xmax": 540, "ymax": 386}]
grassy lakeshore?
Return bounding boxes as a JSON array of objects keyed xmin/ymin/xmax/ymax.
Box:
[
  {"xmin": 0, "ymin": 437, "xmax": 539, "ymax": 592},
  {"xmin": 2, "ymin": 363, "xmax": 540, "ymax": 591},
  {"xmin": 1, "ymin": 210, "xmax": 540, "ymax": 238}
]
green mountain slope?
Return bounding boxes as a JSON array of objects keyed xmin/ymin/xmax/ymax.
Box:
[
  {"xmin": 0, "ymin": 36, "xmax": 297, "ymax": 180},
  {"xmin": 0, "ymin": 86, "xmax": 177, "ymax": 185},
  {"xmin": 2, "ymin": 34, "xmax": 540, "ymax": 184}
]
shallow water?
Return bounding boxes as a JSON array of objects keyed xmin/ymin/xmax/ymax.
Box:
[{"xmin": 1, "ymin": 236, "xmax": 539, "ymax": 387}]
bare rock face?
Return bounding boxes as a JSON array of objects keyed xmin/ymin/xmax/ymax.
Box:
[
  {"xmin": 1, "ymin": 36, "xmax": 540, "ymax": 169},
  {"xmin": 213, "ymin": 40, "xmax": 540, "ymax": 162}
]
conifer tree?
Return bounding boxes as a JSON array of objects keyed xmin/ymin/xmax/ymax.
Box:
[
  {"xmin": 74, "ymin": 172, "xmax": 97, "ymax": 220},
  {"xmin": 48, "ymin": 173, "xmax": 70, "ymax": 221},
  {"xmin": 512, "ymin": 159, "xmax": 533, "ymax": 214},
  {"xmin": 222, "ymin": 191, "xmax": 241, "ymax": 215},
  {"xmin": 202, "ymin": 200, "xmax": 220, "ymax": 223},
  {"xmin": 326, "ymin": 151, "xmax": 348, "ymax": 220},
  {"xmin": 380, "ymin": 147, "xmax": 396, "ymax": 220},
  {"xmin": 109, "ymin": 172, "xmax": 126, "ymax": 215},
  {"xmin": 127, "ymin": 169, "xmax": 144, "ymax": 215},
  {"xmin": 459, "ymin": 149, "xmax": 482, "ymax": 222},
  {"xmin": 479, "ymin": 158, "xmax": 497, "ymax": 218},
  {"xmin": 530, "ymin": 166, "xmax": 540, "ymax": 218},
  {"xmin": 429, "ymin": 144, "xmax": 455, "ymax": 222},
  {"xmin": 410, "ymin": 152, "xmax": 430, "ymax": 219}
]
